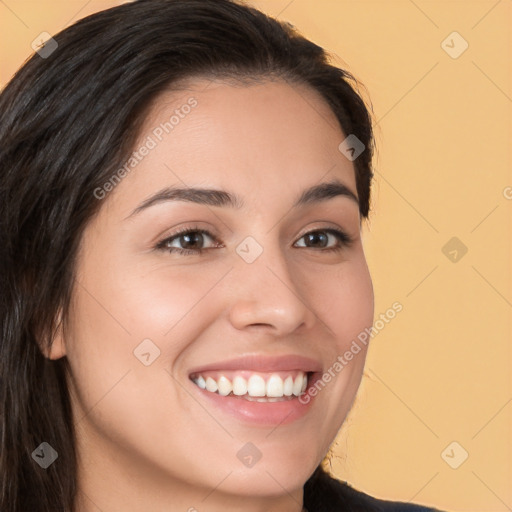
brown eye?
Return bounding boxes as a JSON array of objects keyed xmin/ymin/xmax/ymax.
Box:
[
  {"xmin": 295, "ymin": 229, "xmax": 353, "ymax": 252},
  {"xmin": 156, "ymin": 228, "xmax": 220, "ymax": 255},
  {"xmin": 155, "ymin": 227, "xmax": 353, "ymax": 256}
]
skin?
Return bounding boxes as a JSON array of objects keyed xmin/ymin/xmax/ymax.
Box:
[{"xmin": 49, "ymin": 77, "xmax": 374, "ymax": 512}]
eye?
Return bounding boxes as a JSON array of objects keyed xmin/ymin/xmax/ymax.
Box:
[
  {"xmin": 294, "ymin": 228, "xmax": 353, "ymax": 252},
  {"xmin": 155, "ymin": 226, "xmax": 354, "ymax": 256},
  {"xmin": 155, "ymin": 226, "xmax": 221, "ymax": 255}
]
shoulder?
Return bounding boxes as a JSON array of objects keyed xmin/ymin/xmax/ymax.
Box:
[
  {"xmin": 334, "ymin": 479, "xmax": 445, "ymax": 511},
  {"xmin": 303, "ymin": 466, "xmax": 448, "ymax": 512}
]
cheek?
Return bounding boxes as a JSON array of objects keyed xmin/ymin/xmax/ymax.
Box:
[
  {"xmin": 64, "ymin": 269, "xmax": 203, "ymax": 469},
  {"xmin": 307, "ymin": 255, "xmax": 374, "ymax": 349},
  {"xmin": 333, "ymin": 260, "xmax": 374, "ymax": 386},
  {"xmin": 115, "ymin": 261, "xmax": 232, "ymax": 345},
  {"xmin": 304, "ymin": 256, "xmax": 373, "ymax": 418},
  {"xmin": 75, "ymin": 256, "xmax": 229, "ymax": 348}
]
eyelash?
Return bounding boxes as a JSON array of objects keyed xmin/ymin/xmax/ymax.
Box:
[{"xmin": 155, "ymin": 225, "xmax": 354, "ymax": 256}]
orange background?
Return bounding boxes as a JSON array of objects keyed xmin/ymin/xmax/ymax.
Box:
[{"xmin": 1, "ymin": 1, "xmax": 511, "ymax": 511}]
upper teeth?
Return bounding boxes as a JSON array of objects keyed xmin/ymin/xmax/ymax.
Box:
[{"xmin": 191, "ymin": 371, "xmax": 308, "ymax": 398}]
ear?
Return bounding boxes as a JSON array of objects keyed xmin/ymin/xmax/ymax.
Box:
[{"xmin": 44, "ymin": 308, "xmax": 67, "ymax": 360}]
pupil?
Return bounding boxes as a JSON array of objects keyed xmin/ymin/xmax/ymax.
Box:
[
  {"xmin": 182, "ymin": 232, "xmax": 202, "ymax": 249},
  {"xmin": 307, "ymin": 232, "xmax": 327, "ymax": 247}
]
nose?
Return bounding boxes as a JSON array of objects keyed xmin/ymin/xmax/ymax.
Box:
[{"xmin": 226, "ymin": 239, "xmax": 317, "ymax": 336}]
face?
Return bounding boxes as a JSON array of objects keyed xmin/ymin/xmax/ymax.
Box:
[{"xmin": 55, "ymin": 78, "xmax": 374, "ymax": 511}]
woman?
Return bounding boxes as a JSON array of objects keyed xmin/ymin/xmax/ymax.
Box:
[{"xmin": 0, "ymin": 0, "xmax": 447, "ymax": 511}]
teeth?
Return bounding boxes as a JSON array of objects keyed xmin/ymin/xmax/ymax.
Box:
[
  {"xmin": 266, "ymin": 374, "xmax": 283, "ymax": 397},
  {"xmin": 292, "ymin": 374, "xmax": 304, "ymax": 396},
  {"xmin": 195, "ymin": 375, "xmax": 206, "ymax": 389},
  {"xmin": 217, "ymin": 375, "xmax": 232, "ymax": 396},
  {"xmin": 205, "ymin": 377, "xmax": 218, "ymax": 393},
  {"xmin": 192, "ymin": 371, "xmax": 309, "ymax": 399},
  {"xmin": 232, "ymin": 376, "xmax": 247, "ymax": 396},
  {"xmin": 283, "ymin": 376, "xmax": 293, "ymax": 396},
  {"xmin": 247, "ymin": 375, "xmax": 266, "ymax": 397}
]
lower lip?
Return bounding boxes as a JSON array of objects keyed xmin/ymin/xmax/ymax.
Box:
[{"xmin": 189, "ymin": 372, "xmax": 321, "ymax": 426}]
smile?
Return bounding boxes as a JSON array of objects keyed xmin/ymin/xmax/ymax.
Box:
[
  {"xmin": 186, "ymin": 354, "xmax": 322, "ymax": 425},
  {"xmin": 190, "ymin": 370, "xmax": 309, "ymax": 400}
]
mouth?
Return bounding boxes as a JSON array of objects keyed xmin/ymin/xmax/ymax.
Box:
[
  {"xmin": 187, "ymin": 368, "xmax": 322, "ymax": 426},
  {"xmin": 189, "ymin": 369, "xmax": 311, "ymax": 402}
]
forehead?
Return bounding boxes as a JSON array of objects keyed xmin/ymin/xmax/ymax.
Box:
[{"xmin": 105, "ymin": 78, "xmax": 357, "ymax": 215}]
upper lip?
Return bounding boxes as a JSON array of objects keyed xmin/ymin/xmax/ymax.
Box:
[{"xmin": 188, "ymin": 354, "xmax": 322, "ymax": 375}]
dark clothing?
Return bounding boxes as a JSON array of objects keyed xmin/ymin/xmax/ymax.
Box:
[{"xmin": 303, "ymin": 466, "xmax": 446, "ymax": 512}]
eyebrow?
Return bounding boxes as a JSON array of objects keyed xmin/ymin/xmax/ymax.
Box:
[{"xmin": 125, "ymin": 179, "xmax": 359, "ymax": 220}]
